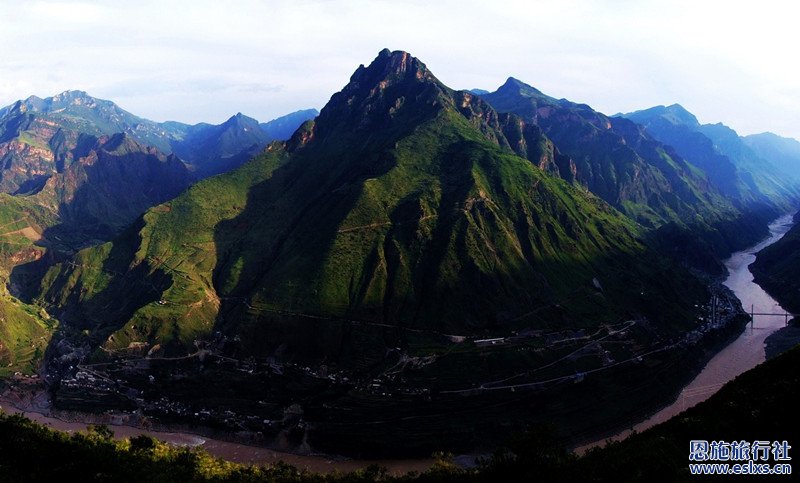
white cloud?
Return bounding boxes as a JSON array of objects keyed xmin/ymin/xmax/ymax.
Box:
[{"xmin": 0, "ymin": 0, "xmax": 798, "ymax": 137}]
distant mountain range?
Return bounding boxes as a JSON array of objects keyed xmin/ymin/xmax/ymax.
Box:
[
  {"xmin": 475, "ymin": 79, "xmax": 798, "ymax": 273},
  {"xmin": 621, "ymin": 104, "xmax": 799, "ymax": 210},
  {"xmin": 0, "ymin": 90, "xmax": 318, "ymax": 184},
  {"xmin": 0, "ymin": 90, "xmax": 317, "ymax": 244},
  {"xmin": 744, "ymin": 131, "xmax": 800, "ymax": 179}
]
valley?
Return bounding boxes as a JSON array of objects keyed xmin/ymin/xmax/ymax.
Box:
[{"xmin": 1, "ymin": 47, "xmax": 799, "ymax": 472}]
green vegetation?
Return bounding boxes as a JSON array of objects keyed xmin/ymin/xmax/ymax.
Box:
[
  {"xmin": 0, "ymin": 417, "xmax": 401, "ymax": 482},
  {"xmin": 0, "ymin": 287, "xmax": 56, "ymax": 376},
  {"xmin": 0, "ymin": 194, "xmax": 49, "ymax": 267},
  {"xmin": 25, "ymin": 51, "xmax": 721, "ymax": 456},
  {"xmin": 0, "ymin": 195, "xmax": 58, "ymax": 375}
]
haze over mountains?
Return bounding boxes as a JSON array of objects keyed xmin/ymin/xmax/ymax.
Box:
[{"xmin": 1, "ymin": 49, "xmax": 799, "ymax": 457}]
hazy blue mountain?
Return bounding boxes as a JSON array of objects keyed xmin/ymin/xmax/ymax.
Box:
[
  {"xmin": 744, "ymin": 131, "xmax": 800, "ymax": 179},
  {"xmin": 621, "ymin": 104, "xmax": 797, "ymax": 209},
  {"xmin": 259, "ymin": 108, "xmax": 318, "ymax": 141},
  {"xmin": 167, "ymin": 113, "xmax": 270, "ymax": 177}
]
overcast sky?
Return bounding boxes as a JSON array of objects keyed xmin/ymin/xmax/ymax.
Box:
[{"xmin": 1, "ymin": 0, "xmax": 798, "ymax": 138}]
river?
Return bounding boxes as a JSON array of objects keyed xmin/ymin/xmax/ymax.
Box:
[
  {"xmin": 0, "ymin": 386, "xmax": 434, "ymax": 474},
  {"xmin": 579, "ymin": 213, "xmax": 796, "ymax": 450}
]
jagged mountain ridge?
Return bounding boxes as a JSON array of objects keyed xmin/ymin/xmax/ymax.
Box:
[
  {"xmin": 0, "ymin": 90, "xmax": 318, "ymax": 189},
  {"xmin": 480, "ymin": 79, "xmax": 738, "ymax": 226}
]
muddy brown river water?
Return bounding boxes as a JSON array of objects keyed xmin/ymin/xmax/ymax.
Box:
[{"xmin": 0, "ymin": 387, "xmax": 434, "ymax": 474}]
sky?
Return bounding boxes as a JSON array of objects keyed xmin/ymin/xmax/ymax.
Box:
[{"xmin": 0, "ymin": 0, "xmax": 798, "ymax": 138}]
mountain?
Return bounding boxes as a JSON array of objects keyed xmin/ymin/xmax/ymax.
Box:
[
  {"xmin": 623, "ymin": 105, "xmax": 800, "ymax": 208},
  {"xmin": 0, "ymin": 99, "xmax": 193, "ymax": 243},
  {"xmin": 38, "ymin": 49, "xmax": 703, "ymax": 355},
  {"xmin": 621, "ymin": 105, "xmax": 753, "ymax": 204},
  {"xmin": 0, "ymin": 91, "xmax": 320, "ymax": 248},
  {"xmin": 478, "ymin": 79, "xmax": 775, "ymax": 266},
  {"xmin": 32, "ymin": 133, "xmax": 193, "ymax": 240},
  {"xmin": 699, "ymin": 122, "xmax": 800, "ymax": 202},
  {"xmin": 167, "ymin": 113, "xmax": 270, "ymax": 177},
  {"xmin": 0, "ymin": 90, "xmax": 175, "ymax": 154},
  {"xmin": 259, "ymin": 108, "xmax": 319, "ymax": 141},
  {"xmin": 744, "ymin": 131, "xmax": 800, "ymax": 179},
  {"xmin": 751, "ymin": 219, "xmax": 800, "ymax": 315},
  {"xmin": 0, "ymin": 91, "xmax": 317, "ymax": 378},
  {"xmin": 0, "ymin": 90, "xmax": 317, "ymax": 186},
  {"xmin": 30, "ymin": 50, "xmax": 724, "ymax": 454}
]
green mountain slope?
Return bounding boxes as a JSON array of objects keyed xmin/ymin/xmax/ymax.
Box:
[
  {"xmin": 37, "ymin": 50, "xmax": 706, "ymax": 361},
  {"xmin": 0, "ymin": 195, "xmax": 59, "ymax": 376},
  {"xmin": 0, "ymin": 92, "xmax": 309, "ymax": 379},
  {"xmin": 0, "ymin": 285, "xmax": 56, "ymax": 377}
]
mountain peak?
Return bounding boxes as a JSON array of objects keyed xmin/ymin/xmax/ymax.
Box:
[
  {"xmin": 495, "ymin": 77, "xmax": 549, "ymax": 100},
  {"xmin": 223, "ymin": 112, "xmax": 260, "ymax": 129},
  {"xmin": 663, "ymin": 103, "xmax": 700, "ymax": 126},
  {"xmin": 55, "ymin": 89, "xmax": 90, "ymax": 98},
  {"xmin": 311, "ymin": 50, "xmax": 444, "ymax": 140},
  {"xmin": 347, "ymin": 49, "xmax": 433, "ymax": 91},
  {"xmin": 100, "ymin": 132, "xmax": 144, "ymax": 154},
  {"xmin": 623, "ymin": 104, "xmax": 700, "ymax": 128},
  {"xmin": 50, "ymin": 90, "xmax": 97, "ymax": 106}
]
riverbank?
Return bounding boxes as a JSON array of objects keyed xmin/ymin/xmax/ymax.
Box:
[
  {"xmin": 575, "ymin": 213, "xmax": 797, "ymax": 453},
  {"xmin": 0, "ymin": 382, "xmax": 434, "ymax": 475}
]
